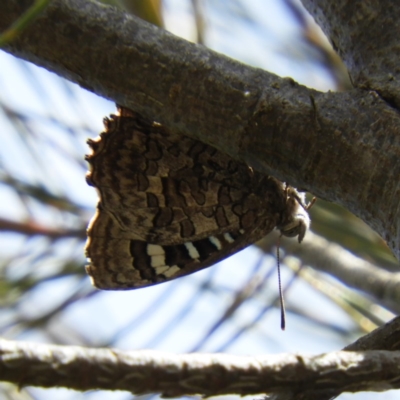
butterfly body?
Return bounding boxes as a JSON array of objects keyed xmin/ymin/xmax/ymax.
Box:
[{"xmin": 85, "ymin": 107, "xmax": 311, "ymax": 290}]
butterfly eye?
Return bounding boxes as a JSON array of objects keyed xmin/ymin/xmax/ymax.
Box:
[
  {"xmin": 280, "ymin": 219, "xmax": 300, "ymax": 236},
  {"xmin": 280, "ymin": 218, "xmax": 308, "ymax": 243},
  {"xmin": 282, "ymin": 227, "xmax": 299, "ymax": 237}
]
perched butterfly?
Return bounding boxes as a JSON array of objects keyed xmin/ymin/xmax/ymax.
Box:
[{"xmin": 85, "ymin": 106, "xmax": 313, "ymax": 291}]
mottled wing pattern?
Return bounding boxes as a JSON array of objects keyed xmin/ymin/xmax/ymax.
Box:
[{"xmin": 85, "ymin": 107, "xmax": 306, "ymax": 290}]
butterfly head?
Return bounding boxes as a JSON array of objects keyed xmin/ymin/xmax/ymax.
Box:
[
  {"xmin": 274, "ymin": 186, "xmax": 315, "ymax": 330},
  {"xmin": 278, "ymin": 186, "xmax": 314, "ymax": 243},
  {"xmin": 279, "ymin": 213, "xmax": 310, "ymax": 243}
]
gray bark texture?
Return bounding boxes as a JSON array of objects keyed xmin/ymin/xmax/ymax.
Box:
[
  {"xmin": 1, "ymin": 331, "xmax": 400, "ymax": 397},
  {"xmin": 302, "ymin": 0, "xmax": 400, "ymax": 107},
  {"xmin": 0, "ymin": 0, "xmax": 399, "ymax": 260},
  {"xmin": 2, "ymin": 316, "xmax": 400, "ymax": 397}
]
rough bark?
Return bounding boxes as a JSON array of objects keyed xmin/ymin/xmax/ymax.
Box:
[
  {"xmin": 3, "ymin": 316, "xmax": 400, "ymax": 397},
  {"xmin": 0, "ymin": 0, "xmax": 399, "ymax": 260},
  {"xmin": 273, "ymin": 315, "xmax": 400, "ymax": 399},
  {"xmin": 2, "ymin": 337, "xmax": 400, "ymax": 397},
  {"xmin": 301, "ymin": 0, "xmax": 400, "ymax": 107}
]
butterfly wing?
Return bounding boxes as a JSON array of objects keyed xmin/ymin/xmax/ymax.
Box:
[{"xmin": 85, "ymin": 108, "xmax": 286, "ymax": 290}]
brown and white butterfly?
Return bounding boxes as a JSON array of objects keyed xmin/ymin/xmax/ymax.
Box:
[{"xmin": 85, "ymin": 106, "xmax": 313, "ymax": 291}]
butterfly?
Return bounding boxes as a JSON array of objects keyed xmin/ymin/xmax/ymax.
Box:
[{"xmin": 85, "ymin": 106, "xmax": 313, "ymax": 290}]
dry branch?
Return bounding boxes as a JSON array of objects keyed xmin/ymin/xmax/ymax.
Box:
[
  {"xmin": 272, "ymin": 316, "xmax": 400, "ymax": 399},
  {"xmin": 301, "ymin": 0, "xmax": 400, "ymax": 107},
  {"xmin": 1, "ymin": 338, "xmax": 400, "ymax": 397}
]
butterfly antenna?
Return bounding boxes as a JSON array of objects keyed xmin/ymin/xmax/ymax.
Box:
[{"xmin": 277, "ymin": 235, "xmax": 286, "ymax": 331}]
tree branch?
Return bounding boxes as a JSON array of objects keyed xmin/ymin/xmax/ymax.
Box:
[
  {"xmin": 1, "ymin": 338, "xmax": 400, "ymax": 396},
  {"xmin": 1, "ymin": 0, "xmax": 399, "ymax": 261},
  {"xmin": 0, "ymin": 217, "xmax": 86, "ymax": 239},
  {"xmin": 272, "ymin": 309, "xmax": 400, "ymax": 399},
  {"xmin": 301, "ymin": 0, "xmax": 400, "ymax": 107}
]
